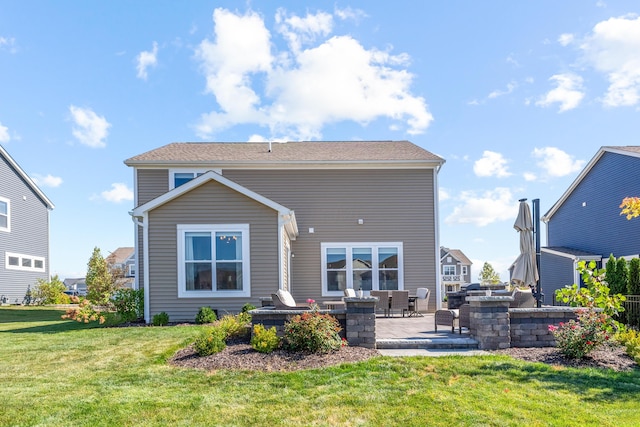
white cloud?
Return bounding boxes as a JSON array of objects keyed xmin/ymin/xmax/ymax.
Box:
[
  {"xmin": 523, "ymin": 172, "xmax": 537, "ymax": 181},
  {"xmin": 473, "ymin": 151, "xmax": 512, "ymax": 178},
  {"xmin": 488, "ymin": 81, "xmax": 517, "ymax": 99},
  {"xmin": 580, "ymin": 15, "xmax": 640, "ymax": 107},
  {"xmin": 558, "ymin": 33, "xmax": 575, "ymax": 46},
  {"xmin": 532, "ymin": 147, "xmax": 585, "ymax": 178},
  {"xmin": 445, "ymin": 188, "xmax": 517, "ymax": 227},
  {"xmin": 194, "ymin": 8, "xmax": 432, "ymax": 140},
  {"xmin": 32, "ymin": 174, "xmax": 63, "ymax": 188},
  {"xmin": 136, "ymin": 41, "xmax": 158, "ymax": 80},
  {"xmin": 439, "ymin": 188, "xmax": 450, "ymax": 201},
  {"xmin": 100, "ymin": 183, "xmax": 133, "ymax": 203},
  {"xmin": 536, "ymin": 73, "xmax": 585, "ymax": 112},
  {"xmin": 0, "ymin": 122, "xmax": 9, "ymax": 142},
  {"xmin": 69, "ymin": 105, "xmax": 111, "ymax": 148},
  {"xmin": 334, "ymin": 6, "xmax": 367, "ymax": 22},
  {"xmin": 0, "ymin": 36, "xmax": 17, "ymax": 53}
]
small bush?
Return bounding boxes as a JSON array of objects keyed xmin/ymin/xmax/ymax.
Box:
[
  {"xmin": 251, "ymin": 324, "xmax": 280, "ymax": 353},
  {"xmin": 61, "ymin": 300, "xmax": 105, "ymax": 324},
  {"xmin": 284, "ymin": 311, "xmax": 343, "ymax": 353},
  {"xmin": 193, "ymin": 326, "xmax": 227, "ymax": 356},
  {"xmin": 33, "ymin": 275, "xmax": 67, "ymax": 305},
  {"xmin": 617, "ymin": 327, "xmax": 640, "ymax": 364},
  {"xmin": 548, "ymin": 308, "xmax": 612, "ymax": 359},
  {"xmin": 217, "ymin": 313, "xmax": 250, "ymax": 339},
  {"xmin": 241, "ymin": 303, "xmax": 257, "ymax": 313},
  {"xmin": 195, "ymin": 306, "xmax": 217, "ymax": 324},
  {"xmin": 112, "ymin": 288, "xmax": 144, "ymax": 322},
  {"xmin": 152, "ymin": 312, "xmax": 169, "ymax": 326}
]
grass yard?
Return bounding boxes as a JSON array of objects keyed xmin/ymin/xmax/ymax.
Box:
[{"xmin": 1, "ymin": 306, "xmax": 639, "ymax": 426}]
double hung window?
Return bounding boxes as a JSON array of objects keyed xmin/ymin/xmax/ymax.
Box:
[
  {"xmin": 0, "ymin": 197, "xmax": 9, "ymax": 232},
  {"xmin": 443, "ymin": 265, "xmax": 456, "ymax": 276},
  {"xmin": 322, "ymin": 243, "xmax": 402, "ymax": 296},
  {"xmin": 177, "ymin": 224, "xmax": 250, "ymax": 298}
]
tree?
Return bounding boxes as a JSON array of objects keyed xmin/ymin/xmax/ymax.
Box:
[
  {"xmin": 605, "ymin": 254, "xmax": 619, "ymax": 291},
  {"xmin": 628, "ymin": 258, "xmax": 640, "ymax": 295},
  {"xmin": 614, "ymin": 257, "xmax": 629, "ymax": 296},
  {"xmin": 479, "ymin": 262, "xmax": 501, "ymax": 285},
  {"xmin": 620, "ymin": 197, "xmax": 640, "ymax": 220},
  {"xmin": 86, "ymin": 247, "xmax": 116, "ymax": 306}
]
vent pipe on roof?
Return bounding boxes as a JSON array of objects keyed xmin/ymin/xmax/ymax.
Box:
[{"xmin": 268, "ymin": 141, "xmax": 272, "ymax": 153}]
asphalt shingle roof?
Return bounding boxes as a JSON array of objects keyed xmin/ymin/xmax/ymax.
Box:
[{"xmin": 125, "ymin": 141, "xmax": 444, "ymax": 165}]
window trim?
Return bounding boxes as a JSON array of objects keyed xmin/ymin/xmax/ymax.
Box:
[
  {"xmin": 321, "ymin": 242, "xmax": 403, "ymax": 297},
  {"xmin": 169, "ymin": 169, "xmax": 221, "ymax": 190},
  {"xmin": 443, "ymin": 265, "xmax": 456, "ymax": 275},
  {"xmin": 462, "ymin": 266, "xmax": 468, "ymax": 276},
  {"xmin": 177, "ymin": 224, "xmax": 250, "ymax": 298},
  {"xmin": 0, "ymin": 196, "xmax": 10, "ymax": 232},
  {"xmin": 5, "ymin": 252, "xmax": 45, "ymax": 272}
]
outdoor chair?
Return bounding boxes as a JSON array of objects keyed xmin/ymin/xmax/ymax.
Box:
[
  {"xmin": 390, "ymin": 290, "xmax": 410, "ymax": 317},
  {"xmin": 271, "ymin": 289, "xmax": 311, "ymax": 310},
  {"xmin": 408, "ymin": 287, "xmax": 430, "ymax": 316},
  {"xmin": 434, "ymin": 309, "xmax": 459, "ymax": 333},
  {"xmin": 370, "ymin": 290, "xmax": 390, "ymax": 317},
  {"xmin": 458, "ymin": 303, "xmax": 471, "ymax": 333}
]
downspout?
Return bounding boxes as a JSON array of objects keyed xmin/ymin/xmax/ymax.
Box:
[{"xmin": 433, "ymin": 166, "xmax": 443, "ymax": 310}]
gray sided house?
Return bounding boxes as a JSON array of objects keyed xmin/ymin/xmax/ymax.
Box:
[
  {"xmin": 125, "ymin": 141, "xmax": 445, "ymax": 323},
  {"xmin": 541, "ymin": 146, "xmax": 640, "ymax": 301},
  {"xmin": 0, "ymin": 145, "xmax": 54, "ymax": 303},
  {"xmin": 440, "ymin": 247, "xmax": 472, "ymax": 294}
]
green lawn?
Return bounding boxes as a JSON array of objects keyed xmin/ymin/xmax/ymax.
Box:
[{"xmin": 1, "ymin": 306, "xmax": 639, "ymax": 426}]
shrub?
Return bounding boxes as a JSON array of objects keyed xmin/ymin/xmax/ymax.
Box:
[
  {"xmin": 193, "ymin": 326, "xmax": 227, "ymax": 356},
  {"xmin": 615, "ymin": 257, "xmax": 629, "ymax": 295},
  {"xmin": 152, "ymin": 312, "xmax": 169, "ymax": 326},
  {"xmin": 251, "ymin": 324, "xmax": 280, "ymax": 353},
  {"xmin": 32, "ymin": 275, "xmax": 68, "ymax": 305},
  {"xmin": 628, "ymin": 258, "xmax": 640, "ymax": 295},
  {"xmin": 216, "ymin": 313, "xmax": 250, "ymax": 339},
  {"xmin": 548, "ymin": 308, "xmax": 612, "ymax": 359},
  {"xmin": 241, "ymin": 303, "xmax": 257, "ymax": 313},
  {"xmin": 284, "ymin": 311, "xmax": 343, "ymax": 353},
  {"xmin": 195, "ymin": 306, "xmax": 217, "ymax": 324},
  {"xmin": 112, "ymin": 288, "xmax": 144, "ymax": 322},
  {"xmin": 61, "ymin": 299, "xmax": 105, "ymax": 324},
  {"xmin": 616, "ymin": 327, "xmax": 640, "ymax": 364}
]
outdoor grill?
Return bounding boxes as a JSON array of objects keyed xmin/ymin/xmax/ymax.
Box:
[{"xmin": 446, "ymin": 283, "xmax": 506, "ymax": 309}]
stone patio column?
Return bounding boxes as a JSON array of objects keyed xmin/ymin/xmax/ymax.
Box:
[
  {"xmin": 465, "ymin": 295, "xmax": 512, "ymax": 350},
  {"xmin": 344, "ymin": 297, "xmax": 377, "ymax": 349}
]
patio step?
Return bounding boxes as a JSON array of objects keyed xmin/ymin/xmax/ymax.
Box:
[{"xmin": 376, "ymin": 337, "xmax": 479, "ymax": 350}]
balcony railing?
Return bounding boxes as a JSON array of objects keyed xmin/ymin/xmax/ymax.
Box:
[{"xmin": 442, "ymin": 275, "xmax": 462, "ymax": 282}]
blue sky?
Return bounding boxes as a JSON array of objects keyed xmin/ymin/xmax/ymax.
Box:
[{"xmin": 2, "ymin": 1, "xmax": 640, "ymax": 281}]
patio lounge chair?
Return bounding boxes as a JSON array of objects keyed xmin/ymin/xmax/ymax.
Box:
[
  {"xmin": 271, "ymin": 290, "xmax": 311, "ymax": 310},
  {"xmin": 458, "ymin": 303, "xmax": 471, "ymax": 333},
  {"xmin": 434, "ymin": 309, "xmax": 459, "ymax": 333}
]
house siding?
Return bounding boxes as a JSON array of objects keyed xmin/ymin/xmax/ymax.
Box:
[
  {"xmin": 146, "ymin": 179, "xmax": 279, "ymax": 321},
  {"xmin": 223, "ymin": 168, "xmax": 438, "ymax": 311},
  {"xmin": 540, "ymin": 251, "xmax": 575, "ymax": 304},
  {"xmin": 0, "ymin": 154, "xmax": 50, "ymax": 302},
  {"xmin": 548, "ymin": 152, "xmax": 640, "ymax": 257}
]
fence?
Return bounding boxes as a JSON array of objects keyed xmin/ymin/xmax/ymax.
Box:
[{"xmin": 623, "ymin": 295, "xmax": 640, "ymax": 328}]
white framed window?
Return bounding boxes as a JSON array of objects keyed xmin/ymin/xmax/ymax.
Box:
[
  {"xmin": 169, "ymin": 169, "xmax": 220, "ymax": 189},
  {"xmin": 462, "ymin": 266, "xmax": 468, "ymax": 275},
  {"xmin": 0, "ymin": 197, "xmax": 9, "ymax": 232},
  {"xmin": 321, "ymin": 242, "xmax": 403, "ymax": 297},
  {"xmin": 5, "ymin": 252, "xmax": 45, "ymax": 272},
  {"xmin": 443, "ymin": 265, "xmax": 456, "ymax": 275},
  {"xmin": 127, "ymin": 263, "xmax": 136, "ymax": 277},
  {"xmin": 177, "ymin": 224, "xmax": 250, "ymax": 298}
]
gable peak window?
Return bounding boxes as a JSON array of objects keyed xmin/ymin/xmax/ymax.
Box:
[{"xmin": 169, "ymin": 169, "xmax": 220, "ymax": 189}]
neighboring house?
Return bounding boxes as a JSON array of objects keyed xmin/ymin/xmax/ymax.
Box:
[
  {"xmin": 0, "ymin": 145, "xmax": 55, "ymax": 303},
  {"xmin": 440, "ymin": 247, "xmax": 472, "ymax": 295},
  {"xmin": 125, "ymin": 141, "xmax": 445, "ymax": 322},
  {"xmin": 106, "ymin": 246, "xmax": 136, "ymax": 290},
  {"xmin": 541, "ymin": 146, "xmax": 640, "ymax": 302},
  {"xmin": 63, "ymin": 278, "xmax": 87, "ymax": 296}
]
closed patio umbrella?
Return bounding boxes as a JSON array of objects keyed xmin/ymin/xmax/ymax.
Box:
[{"xmin": 511, "ymin": 199, "xmax": 539, "ymax": 289}]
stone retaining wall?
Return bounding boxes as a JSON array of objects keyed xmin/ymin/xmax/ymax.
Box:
[{"xmin": 509, "ymin": 307, "xmax": 577, "ymax": 348}]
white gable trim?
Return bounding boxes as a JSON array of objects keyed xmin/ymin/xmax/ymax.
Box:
[
  {"xmin": 132, "ymin": 170, "xmax": 298, "ymax": 236},
  {"xmin": 542, "ymin": 146, "xmax": 640, "ymax": 222},
  {"xmin": 0, "ymin": 145, "xmax": 55, "ymax": 210},
  {"xmin": 541, "ymin": 247, "xmax": 602, "ymax": 261}
]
